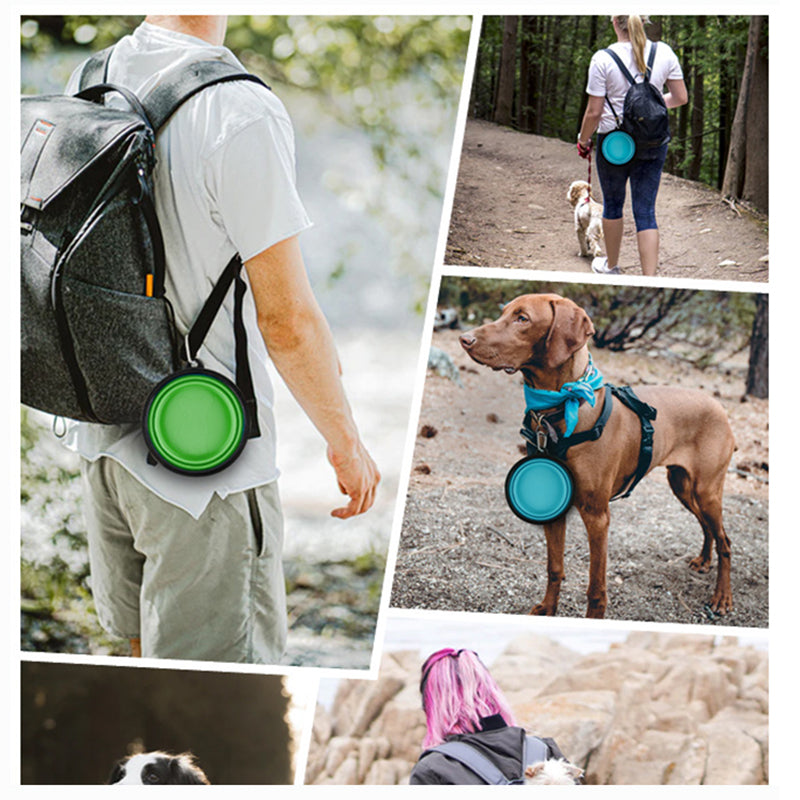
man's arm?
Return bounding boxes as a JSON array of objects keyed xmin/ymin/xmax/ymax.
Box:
[{"xmin": 244, "ymin": 235, "xmax": 380, "ymax": 518}]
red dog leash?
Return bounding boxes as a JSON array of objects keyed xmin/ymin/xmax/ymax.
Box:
[{"xmin": 577, "ymin": 139, "xmax": 592, "ymax": 203}]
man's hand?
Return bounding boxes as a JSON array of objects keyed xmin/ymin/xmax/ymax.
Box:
[{"xmin": 327, "ymin": 443, "xmax": 380, "ymax": 519}]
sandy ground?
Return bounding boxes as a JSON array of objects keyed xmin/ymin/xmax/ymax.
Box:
[
  {"xmin": 390, "ymin": 330, "xmax": 769, "ymax": 628},
  {"xmin": 446, "ymin": 118, "xmax": 769, "ymax": 282}
]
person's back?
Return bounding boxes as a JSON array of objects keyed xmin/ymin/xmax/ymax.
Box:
[
  {"xmin": 410, "ymin": 722, "xmax": 528, "ymax": 784},
  {"xmin": 64, "ymin": 20, "xmax": 311, "ymax": 513}
]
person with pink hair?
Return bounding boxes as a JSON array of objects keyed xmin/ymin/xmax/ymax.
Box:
[{"xmin": 409, "ymin": 648, "xmax": 573, "ymax": 785}]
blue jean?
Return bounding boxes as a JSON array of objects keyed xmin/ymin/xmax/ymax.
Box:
[{"xmin": 596, "ymin": 135, "xmax": 668, "ymax": 231}]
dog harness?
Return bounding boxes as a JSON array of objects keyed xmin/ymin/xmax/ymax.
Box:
[{"xmin": 522, "ymin": 377, "xmax": 657, "ymax": 502}]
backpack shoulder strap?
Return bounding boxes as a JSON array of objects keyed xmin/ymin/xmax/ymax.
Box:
[
  {"xmin": 603, "ymin": 47, "xmax": 636, "ymax": 85},
  {"xmin": 423, "ymin": 741, "xmax": 510, "ymax": 785},
  {"xmin": 142, "ymin": 60, "xmax": 270, "ymax": 133},
  {"xmin": 523, "ymin": 735, "xmax": 551, "ymax": 767},
  {"xmin": 645, "ymin": 41, "xmax": 658, "ymax": 82},
  {"xmin": 78, "ymin": 46, "xmax": 113, "ymax": 91}
]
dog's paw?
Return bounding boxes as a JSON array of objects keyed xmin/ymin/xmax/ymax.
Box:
[
  {"xmin": 689, "ymin": 554, "xmax": 712, "ymax": 574},
  {"xmin": 529, "ymin": 602, "xmax": 556, "ymax": 616},
  {"xmin": 709, "ymin": 589, "xmax": 733, "ymax": 615}
]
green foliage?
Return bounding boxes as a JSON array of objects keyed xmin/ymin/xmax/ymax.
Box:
[
  {"xmin": 21, "ymin": 14, "xmax": 470, "ymax": 304},
  {"xmin": 439, "ymin": 276, "xmax": 756, "ymax": 368}
]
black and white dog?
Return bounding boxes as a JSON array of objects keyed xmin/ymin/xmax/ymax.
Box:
[{"xmin": 108, "ymin": 752, "xmax": 209, "ymax": 785}]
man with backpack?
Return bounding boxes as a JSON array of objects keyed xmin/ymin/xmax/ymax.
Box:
[
  {"xmin": 53, "ymin": 15, "xmax": 379, "ymax": 663},
  {"xmin": 576, "ymin": 15, "xmax": 687, "ymax": 276}
]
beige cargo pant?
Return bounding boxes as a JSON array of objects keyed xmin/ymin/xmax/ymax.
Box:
[{"xmin": 81, "ymin": 457, "xmax": 286, "ymax": 664}]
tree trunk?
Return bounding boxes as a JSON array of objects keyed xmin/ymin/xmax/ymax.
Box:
[
  {"xmin": 745, "ymin": 293, "xmax": 768, "ymax": 398},
  {"xmin": 742, "ymin": 18, "xmax": 768, "ymax": 211},
  {"xmin": 688, "ymin": 16, "xmax": 706, "ymax": 181},
  {"xmin": 493, "ymin": 16, "xmax": 518, "ymax": 126},
  {"xmin": 721, "ymin": 16, "xmax": 764, "ymax": 201}
]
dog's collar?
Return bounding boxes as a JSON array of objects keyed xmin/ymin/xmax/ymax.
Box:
[{"xmin": 523, "ymin": 354, "xmax": 604, "ymax": 437}]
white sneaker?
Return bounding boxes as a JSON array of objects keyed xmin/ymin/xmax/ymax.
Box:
[{"xmin": 591, "ymin": 256, "xmax": 620, "ymax": 275}]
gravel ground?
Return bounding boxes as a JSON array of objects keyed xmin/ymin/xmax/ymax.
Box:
[{"xmin": 390, "ymin": 330, "xmax": 769, "ymax": 628}]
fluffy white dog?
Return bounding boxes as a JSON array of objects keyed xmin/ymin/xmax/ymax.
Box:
[
  {"xmin": 524, "ymin": 759, "xmax": 584, "ymax": 785},
  {"xmin": 567, "ymin": 180, "xmax": 604, "ymax": 258}
]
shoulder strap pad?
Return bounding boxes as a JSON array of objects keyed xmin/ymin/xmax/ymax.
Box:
[
  {"xmin": 523, "ymin": 736, "xmax": 550, "ymax": 767},
  {"xmin": 143, "ymin": 61, "xmax": 270, "ymax": 133},
  {"xmin": 78, "ymin": 46, "xmax": 113, "ymax": 91},
  {"xmin": 645, "ymin": 41, "xmax": 658, "ymax": 82}
]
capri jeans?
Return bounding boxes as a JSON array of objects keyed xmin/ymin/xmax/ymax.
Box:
[{"xmin": 596, "ymin": 135, "xmax": 668, "ymax": 231}]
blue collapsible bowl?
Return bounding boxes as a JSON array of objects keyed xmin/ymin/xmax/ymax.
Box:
[
  {"xmin": 505, "ymin": 455, "xmax": 574, "ymax": 524},
  {"xmin": 601, "ymin": 130, "xmax": 636, "ymax": 165}
]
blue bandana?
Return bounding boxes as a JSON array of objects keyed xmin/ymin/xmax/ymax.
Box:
[{"xmin": 523, "ymin": 355, "xmax": 604, "ymax": 437}]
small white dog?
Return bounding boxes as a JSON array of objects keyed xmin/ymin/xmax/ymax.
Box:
[
  {"xmin": 524, "ymin": 759, "xmax": 584, "ymax": 785},
  {"xmin": 567, "ymin": 180, "xmax": 604, "ymax": 258}
]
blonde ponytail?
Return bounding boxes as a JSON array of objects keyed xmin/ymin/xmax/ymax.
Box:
[{"xmin": 614, "ymin": 15, "xmax": 652, "ymax": 75}]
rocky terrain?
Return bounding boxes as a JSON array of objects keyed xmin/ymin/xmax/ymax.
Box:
[{"xmin": 307, "ymin": 632, "xmax": 768, "ymax": 785}]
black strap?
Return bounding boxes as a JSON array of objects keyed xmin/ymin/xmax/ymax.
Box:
[
  {"xmin": 523, "ymin": 386, "xmax": 614, "ymax": 461},
  {"xmin": 142, "ymin": 61, "xmax": 270, "ymax": 133},
  {"xmin": 603, "ymin": 41, "xmax": 658, "ymax": 124},
  {"xmin": 609, "ymin": 386, "xmax": 656, "ymax": 500},
  {"xmin": 77, "ymin": 47, "xmax": 268, "ymax": 441},
  {"xmin": 184, "ymin": 255, "xmax": 260, "ymax": 439},
  {"xmin": 520, "ymin": 384, "xmax": 656, "ymax": 500}
]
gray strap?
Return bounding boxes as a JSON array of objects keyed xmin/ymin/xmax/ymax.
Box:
[
  {"xmin": 523, "ymin": 736, "xmax": 550, "ymax": 769},
  {"xmin": 425, "ymin": 742, "xmax": 510, "ymax": 785},
  {"xmin": 142, "ymin": 61, "xmax": 269, "ymax": 133}
]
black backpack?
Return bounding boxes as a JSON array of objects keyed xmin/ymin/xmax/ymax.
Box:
[
  {"xmin": 604, "ymin": 42, "xmax": 671, "ymax": 148},
  {"xmin": 21, "ymin": 48, "xmax": 264, "ymax": 434}
]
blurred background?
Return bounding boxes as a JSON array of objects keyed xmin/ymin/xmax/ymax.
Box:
[
  {"xmin": 20, "ymin": 15, "xmax": 472, "ymax": 666},
  {"xmin": 21, "ymin": 659, "xmax": 309, "ymax": 784}
]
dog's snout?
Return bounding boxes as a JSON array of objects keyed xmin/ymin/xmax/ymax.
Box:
[{"xmin": 459, "ymin": 333, "xmax": 476, "ymax": 349}]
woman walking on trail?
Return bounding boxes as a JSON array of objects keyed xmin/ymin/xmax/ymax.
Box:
[
  {"xmin": 408, "ymin": 648, "xmax": 577, "ymax": 785},
  {"xmin": 577, "ymin": 15, "xmax": 687, "ymax": 276}
]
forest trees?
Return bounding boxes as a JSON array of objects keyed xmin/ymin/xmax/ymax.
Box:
[{"xmin": 470, "ymin": 15, "xmax": 767, "ymax": 209}]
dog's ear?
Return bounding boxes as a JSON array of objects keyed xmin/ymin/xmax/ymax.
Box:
[
  {"xmin": 543, "ymin": 298, "xmax": 595, "ymax": 369},
  {"xmin": 107, "ymin": 759, "xmax": 127, "ymax": 785},
  {"xmin": 525, "ymin": 762, "xmax": 545, "ymax": 779},
  {"xmin": 565, "ymin": 763, "xmax": 584, "ymax": 780},
  {"xmin": 170, "ymin": 754, "xmax": 209, "ymax": 784}
]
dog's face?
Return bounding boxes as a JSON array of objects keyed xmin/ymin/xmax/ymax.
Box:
[
  {"xmin": 459, "ymin": 294, "xmax": 595, "ymax": 373},
  {"xmin": 567, "ymin": 180, "xmax": 591, "ymax": 208},
  {"xmin": 108, "ymin": 752, "xmax": 209, "ymax": 785},
  {"xmin": 524, "ymin": 759, "xmax": 583, "ymax": 785}
]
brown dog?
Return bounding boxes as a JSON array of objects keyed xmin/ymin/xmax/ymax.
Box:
[{"xmin": 459, "ymin": 293, "xmax": 735, "ymax": 619}]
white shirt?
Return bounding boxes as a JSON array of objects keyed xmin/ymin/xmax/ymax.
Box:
[
  {"xmin": 63, "ymin": 22, "xmax": 313, "ymax": 518},
  {"xmin": 586, "ymin": 39, "xmax": 683, "ymax": 133}
]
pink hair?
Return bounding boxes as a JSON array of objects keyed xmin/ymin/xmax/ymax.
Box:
[{"xmin": 419, "ymin": 648, "xmax": 517, "ymax": 749}]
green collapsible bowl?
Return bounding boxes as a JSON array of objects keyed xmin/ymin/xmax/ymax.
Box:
[
  {"xmin": 601, "ymin": 130, "xmax": 636, "ymax": 165},
  {"xmin": 505, "ymin": 455, "xmax": 574, "ymax": 524},
  {"xmin": 143, "ymin": 369, "xmax": 247, "ymax": 475}
]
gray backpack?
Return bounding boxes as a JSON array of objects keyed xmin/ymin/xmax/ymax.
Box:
[
  {"xmin": 423, "ymin": 735, "xmax": 551, "ymax": 785},
  {"xmin": 21, "ymin": 49, "xmax": 264, "ymax": 428}
]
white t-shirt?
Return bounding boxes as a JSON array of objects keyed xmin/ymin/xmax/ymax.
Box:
[
  {"xmin": 63, "ymin": 22, "xmax": 313, "ymax": 518},
  {"xmin": 586, "ymin": 39, "xmax": 683, "ymax": 134}
]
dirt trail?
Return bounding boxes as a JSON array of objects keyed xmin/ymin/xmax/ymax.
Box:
[
  {"xmin": 390, "ymin": 331, "xmax": 769, "ymax": 628},
  {"xmin": 446, "ymin": 118, "xmax": 768, "ymax": 282}
]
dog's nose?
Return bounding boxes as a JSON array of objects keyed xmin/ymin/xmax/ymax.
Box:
[{"xmin": 459, "ymin": 334, "xmax": 476, "ymax": 349}]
